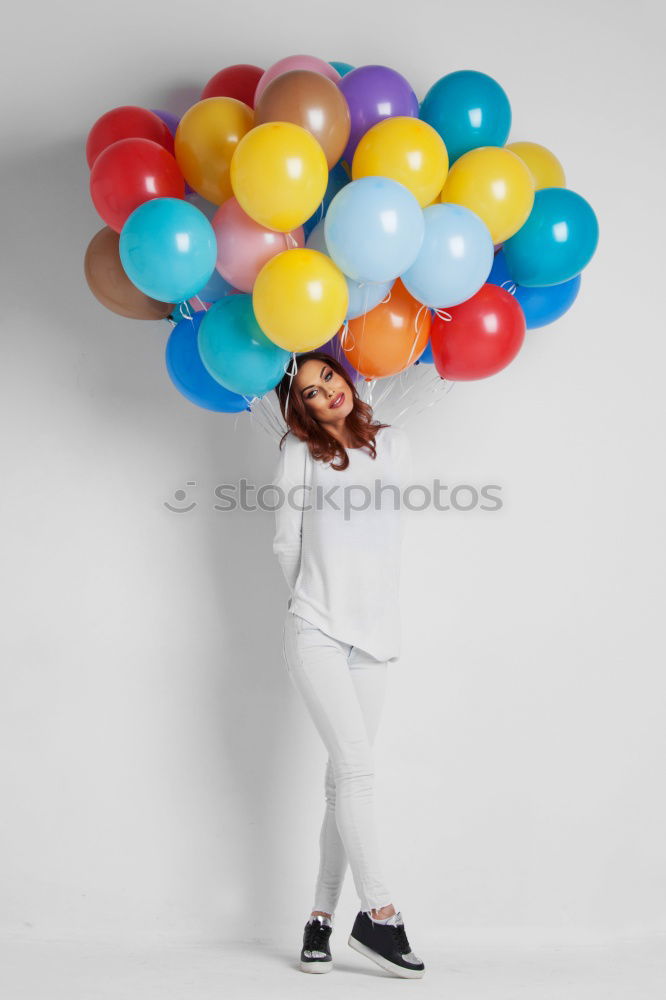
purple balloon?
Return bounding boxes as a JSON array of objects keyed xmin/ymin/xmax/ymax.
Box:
[
  {"xmin": 150, "ymin": 108, "xmax": 181, "ymax": 138},
  {"xmin": 318, "ymin": 335, "xmax": 364, "ymax": 384},
  {"xmin": 150, "ymin": 108, "xmax": 194, "ymax": 195},
  {"xmin": 338, "ymin": 65, "xmax": 419, "ymax": 164}
]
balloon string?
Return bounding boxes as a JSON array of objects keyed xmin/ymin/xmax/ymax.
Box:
[
  {"xmin": 283, "ymin": 351, "xmax": 298, "ymax": 377},
  {"xmin": 433, "ymin": 308, "xmax": 452, "ymax": 322},
  {"xmin": 405, "ymin": 303, "xmax": 429, "ymax": 367},
  {"xmin": 340, "ymin": 321, "xmax": 355, "ymax": 351},
  {"xmin": 380, "ymin": 288, "xmax": 392, "ymax": 305},
  {"xmin": 393, "ymin": 372, "xmax": 455, "ymax": 425},
  {"xmin": 193, "ymin": 295, "xmax": 208, "ymax": 311},
  {"xmin": 500, "ymin": 279, "xmax": 517, "ymax": 295},
  {"xmin": 283, "ymin": 232, "xmax": 298, "ymax": 250},
  {"xmin": 283, "ymin": 350, "xmax": 298, "ymax": 421}
]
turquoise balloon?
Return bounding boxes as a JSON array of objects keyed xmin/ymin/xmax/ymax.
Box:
[
  {"xmin": 306, "ymin": 219, "xmax": 393, "ymax": 320},
  {"xmin": 324, "ymin": 176, "xmax": 425, "ymax": 283},
  {"xmin": 419, "ymin": 70, "xmax": 511, "ymax": 163},
  {"xmin": 329, "ymin": 61, "xmax": 355, "ymax": 77},
  {"xmin": 197, "ymin": 294, "xmax": 290, "ymax": 398},
  {"xmin": 120, "ymin": 197, "xmax": 217, "ymax": 303},
  {"xmin": 401, "ymin": 203, "xmax": 494, "ymax": 308},
  {"xmin": 502, "ymin": 187, "xmax": 599, "ymax": 287},
  {"xmin": 166, "ymin": 311, "xmax": 250, "ymax": 412}
]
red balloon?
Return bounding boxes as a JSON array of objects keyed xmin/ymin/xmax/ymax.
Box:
[
  {"xmin": 430, "ymin": 284, "xmax": 526, "ymax": 380},
  {"xmin": 89, "ymin": 138, "xmax": 185, "ymax": 232},
  {"xmin": 86, "ymin": 105, "xmax": 174, "ymax": 168},
  {"xmin": 200, "ymin": 64, "xmax": 264, "ymax": 107}
]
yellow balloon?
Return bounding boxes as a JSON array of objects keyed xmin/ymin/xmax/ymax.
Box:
[
  {"xmin": 174, "ymin": 97, "xmax": 254, "ymax": 205},
  {"xmin": 351, "ymin": 117, "xmax": 449, "ymax": 207},
  {"xmin": 506, "ymin": 141, "xmax": 566, "ymax": 190},
  {"xmin": 440, "ymin": 146, "xmax": 535, "ymax": 244},
  {"xmin": 230, "ymin": 122, "xmax": 328, "ymax": 232},
  {"xmin": 253, "ymin": 249, "xmax": 349, "ymax": 351}
]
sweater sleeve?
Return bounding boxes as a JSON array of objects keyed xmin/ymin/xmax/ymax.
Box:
[{"xmin": 271, "ymin": 436, "xmax": 306, "ymax": 602}]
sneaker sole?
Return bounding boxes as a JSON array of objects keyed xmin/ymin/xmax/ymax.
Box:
[
  {"xmin": 299, "ymin": 960, "xmax": 332, "ymax": 973},
  {"xmin": 348, "ymin": 934, "xmax": 425, "ymax": 979}
]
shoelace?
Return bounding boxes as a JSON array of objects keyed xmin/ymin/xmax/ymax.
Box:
[
  {"xmin": 389, "ymin": 922, "xmax": 411, "ymax": 956},
  {"xmin": 304, "ymin": 920, "xmax": 330, "ymax": 951}
]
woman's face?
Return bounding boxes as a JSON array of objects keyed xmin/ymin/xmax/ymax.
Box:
[{"xmin": 293, "ymin": 359, "xmax": 354, "ymax": 426}]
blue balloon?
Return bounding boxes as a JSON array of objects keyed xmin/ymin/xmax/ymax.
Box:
[
  {"xmin": 166, "ymin": 311, "xmax": 250, "ymax": 412},
  {"xmin": 195, "ymin": 266, "xmax": 238, "ymax": 303},
  {"xmin": 416, "ymin": 338, "xmax": 434, "ymax": 364},
  {"xmin": 306, "ymin": 219, "xmax": 393, "ymax": 320},
  {"xmin": 401, "ymin": 203, "xmax": 494, "ymax": 308},
  {"xmin": 329, "ymin": 61, "xmax": 355, "ymax": 77},
  {"xmin": 119, "ymin": 197, "xmax": 217, "ymax": 303},
  {"xmin": 419, "ymin": 70, "xmax": 511, "ymax": 163},
  {"xmin": 502, "ymin": 187, "xmax": 599, "ymax": 287},
  {"xmin": 302, "ymin": 162, "xmax": 350, "ymax": 240},
  {"xmin": 488, "ymin": 249, "xmax": 581, "ymax": 328},
  {"xmin": 325, "ymin": 176, "xmax": 425, "ymax": 283},
  {"xmin": 198, "ymin": 294, "xmax": 290, "ymax": 399}
]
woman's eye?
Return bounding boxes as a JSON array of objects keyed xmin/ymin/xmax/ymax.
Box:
[{"xmin": 306, "ymin": 371, "xmax": 333, "ymax": 399}]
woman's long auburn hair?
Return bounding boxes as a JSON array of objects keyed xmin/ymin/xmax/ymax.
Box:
[{"xmin": 274, "ymin": 350, "xmax": 390, "ymax": 471}]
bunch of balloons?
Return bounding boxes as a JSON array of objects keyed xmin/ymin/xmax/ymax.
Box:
[{"xmin": 83, "ymin": 57, "xmax": 599, "ymax": 411}]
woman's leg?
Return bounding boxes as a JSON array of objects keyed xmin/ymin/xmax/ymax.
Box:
[
  {"xmin": 283, "ymin": 614, "xmax": 393, "ymax": 916},
  {"xmin": 313, "ymin": 645, "xmax": 388, "ymax": 917}
]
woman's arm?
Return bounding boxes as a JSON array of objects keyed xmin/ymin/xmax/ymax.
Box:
[{"xmin": 271, "ymin": 436, "xmax": 307, "ymax": 601}]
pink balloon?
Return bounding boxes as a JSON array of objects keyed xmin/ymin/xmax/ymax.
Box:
[
  {"xmin": 212, "ymin": 197, "xmax": 305, "ymax": 293},
  {"xmin": 254, "ymin": 54, "xmax": 341, "ymax": 105}
]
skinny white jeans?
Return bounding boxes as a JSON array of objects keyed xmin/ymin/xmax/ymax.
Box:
[{"xmin": 282, "ymin": 611, "xmax": 393, "ymax": 915}]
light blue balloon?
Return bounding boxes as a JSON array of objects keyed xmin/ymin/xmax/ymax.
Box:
[
  {"xmin": 120, "ymin": 197, "xmax": 217, "ymax": 303},
  {"xmin": 401, "ymin": 203, "xmax": 494, "ymax": 308},
  {"xmin": 197, "ymin": 294, "xmax": 290, "ymax": 399},
  {"xmin": 325, "ymin": 176, "xmax": 425, "ymax": 283},
  {"xmin": 329, "ymin": 61, "xmax": 355, "ymax": 77},
  {"xmin": 306, "ymin": 219, "xmax": 393, "ymax": 320},
  {"xmin": 302, "ymin": 162, "xmax": 350, "ymax": 240},
  {"xmin": 502, "ymin": 187, "xmax": 599, "ymax": 287},
  {"xmin": 419, "ymin": 70, "xmax": 511, "ymax": 163},
  {"xmin": 488, "ymin": 248, "xmax": 582, "ymax": 328},
  {"xmin": 196, "ymin": 267, "xmax": 237, "ymax": 303}
]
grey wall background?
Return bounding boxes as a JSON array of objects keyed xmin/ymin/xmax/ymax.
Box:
[{"xmin": 1, "ymin": 0, "xmax": 664, "ymax": 948}]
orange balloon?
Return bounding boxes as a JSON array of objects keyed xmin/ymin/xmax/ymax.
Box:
[{"xmin": 339, "ymin": 279, "xmax": 431, "ymax": 379}]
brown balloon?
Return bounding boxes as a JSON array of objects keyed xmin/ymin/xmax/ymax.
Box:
[
  {"xmin": 254, "ymin": 69, "xmax": 351, "ymax": 169},
  {"xmin": 84, "ymin": 226, "xmax": 174, "ymax": 320}
]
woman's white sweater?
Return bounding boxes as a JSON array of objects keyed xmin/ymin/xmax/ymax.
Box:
[{"xmin": 271, "ymin": 425, "xmax": 413, "ymax": 661}]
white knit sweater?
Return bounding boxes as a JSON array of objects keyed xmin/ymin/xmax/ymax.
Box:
[{"xmin": 271, "ymin": 425, "xmax": 413, "ymax": 661}]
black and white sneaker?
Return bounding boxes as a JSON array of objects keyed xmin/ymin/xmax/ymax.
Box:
[
  {"xmin": 299, "ymin": 914, "xmax": 333, "ymax": 973},
  {"xmin": 348, "ymin": 910, "xmax": 425, "ymax": 978}
]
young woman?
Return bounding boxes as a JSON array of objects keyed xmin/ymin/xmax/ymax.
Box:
[{"xmin": 271, "ymin": 349, "xmax": 425, "ymax": 979}]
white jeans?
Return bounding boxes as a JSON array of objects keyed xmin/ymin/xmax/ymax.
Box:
[{"xmin": 282, "ymin": 611, "xmax": 393, "ymax": 915}]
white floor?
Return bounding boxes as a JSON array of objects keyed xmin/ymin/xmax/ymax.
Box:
[{"xmin": 1, "ymin": 935, "xmax": 664, "ymax": 999}]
